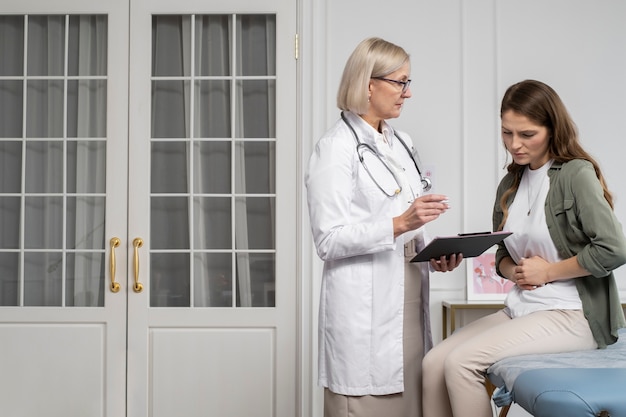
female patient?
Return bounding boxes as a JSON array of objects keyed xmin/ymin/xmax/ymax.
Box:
[{"xmin": 422, "ymin": 79, "xmax": 626, "ymax": 417}]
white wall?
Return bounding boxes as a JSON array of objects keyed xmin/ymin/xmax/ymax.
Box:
[{"xmin": 300, "ymin": 1, "xmax": 626, "ymax": 416}]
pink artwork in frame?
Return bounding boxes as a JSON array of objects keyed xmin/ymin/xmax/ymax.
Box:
[{"xmin": 466, "ymin": 251, "xmax": 515, "ymax": 300}]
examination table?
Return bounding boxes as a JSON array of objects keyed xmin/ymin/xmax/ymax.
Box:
[{"xmin": 486, "ymin": 328, "xmax": 626, "ymax": 417}]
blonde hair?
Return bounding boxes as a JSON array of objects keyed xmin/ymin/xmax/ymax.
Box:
[{"xmin": 336, "ymin": 37, "xmax": 410, "ymax": 114}]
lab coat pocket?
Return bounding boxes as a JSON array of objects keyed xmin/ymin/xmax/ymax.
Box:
[
  {"xmin": 355, "ymin": 157, "xmax": 398, "ymax": 215},
  {"xmin": 357, "ymin": 151, "xmax": 400, "ymax": 197},
  {"xmin": 324, "ymin": 256, "xmax": 374, "ymax": 331}
]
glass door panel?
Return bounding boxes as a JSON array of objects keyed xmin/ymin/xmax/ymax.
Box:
[
  {"xmin": 150, "ymin": 13, "xmax": 276, "ymax": 308},
  {"xmin": 0, "ymin": 14, "xmax": 108, "ymax": 307}
]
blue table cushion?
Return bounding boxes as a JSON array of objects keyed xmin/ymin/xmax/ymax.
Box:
[
  {"xmin": 511, "ymin": 368, "xmax": 626, "ymax": 417},
  {"xmin": 487, "ymin": 329, "xmax": 626, "ymax": 416}
]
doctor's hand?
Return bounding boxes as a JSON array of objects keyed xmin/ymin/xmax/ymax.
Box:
[
  {"xmin": 430, "ymin": 253, "xmax": 463, "ymax": 272},
  {"xmin": 393, "ymin": 194, "xmax": 450, "ymax": 238}
]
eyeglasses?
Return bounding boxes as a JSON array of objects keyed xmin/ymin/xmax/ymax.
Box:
[{"xmin": 372, "ymin": 77, "xmax": 412, "ymax": 94}]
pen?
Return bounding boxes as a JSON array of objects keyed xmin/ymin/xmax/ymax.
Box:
[{"xmin": 409, "ymin": 199, "xmax": 450, "ymax": 204}]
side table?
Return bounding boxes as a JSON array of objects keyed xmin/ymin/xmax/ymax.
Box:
[
  {"xmin": 441, "ymin": 300, "xmax": 504, "ymax": 340},
  {"xmin": 442, "ymin": 300, "xmax": 626, "ymax": 339}
]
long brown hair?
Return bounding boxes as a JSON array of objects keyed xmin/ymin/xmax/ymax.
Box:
[{"xmin": 498, "ymin": 80, "xmax": 613, "ymax": 229}]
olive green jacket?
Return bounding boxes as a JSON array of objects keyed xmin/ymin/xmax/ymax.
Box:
[{"xmin": 493, "ymin": 159, "xmax": 626, "ymax": 348}]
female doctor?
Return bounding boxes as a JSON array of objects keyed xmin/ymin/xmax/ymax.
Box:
[{"xmin": 305, "ymin": 37, "xmax": 462, "ymax": 417}]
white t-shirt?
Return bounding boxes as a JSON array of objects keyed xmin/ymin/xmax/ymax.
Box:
[{"xmin": 503, "ymin": 160, "xmax": 582, "ymax": 318}]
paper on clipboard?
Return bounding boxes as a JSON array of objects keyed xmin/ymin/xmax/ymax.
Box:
[{"xmin": 410, "ymin": 231, "xmax": 512, "ymax": 262}]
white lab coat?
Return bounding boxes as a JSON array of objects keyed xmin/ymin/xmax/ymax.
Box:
[{"xmin": 305, "ymin": 111, "xmax": 431, "ymax": 396}]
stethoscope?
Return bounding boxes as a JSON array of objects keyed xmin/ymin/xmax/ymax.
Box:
[{"xmin": 341, "ymin": 111, "xmax": 432, "ymax": 197}]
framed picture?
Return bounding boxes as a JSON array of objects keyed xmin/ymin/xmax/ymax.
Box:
[{"xmin": 466, "ymin": 250, "xmax": 515, "ymax": 300}]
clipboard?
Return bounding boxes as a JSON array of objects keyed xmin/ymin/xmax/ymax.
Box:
[{"xmin": 410, "ymin": 231, "xmax": 512, "ymax": 262}]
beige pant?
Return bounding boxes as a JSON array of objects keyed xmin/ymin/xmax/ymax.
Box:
[
  {"xmin": 324, "ymin": 261, "xmax": 425, "ymax": 417},
  {"xmin": 421, "ymin": 309, "xmax": 596, "ymax": 417}
]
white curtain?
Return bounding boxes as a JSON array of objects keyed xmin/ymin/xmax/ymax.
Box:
[
  {"xmin": 69, "ymin": 16, "xmax": 107, "ymax": 306},
  {"xmin": 23, "ymin": 15, "xmax": 65, "ymax": 306},
  {"xmin": 18, "ymin": 15, "xmax": 107, "ymax": 307},
  {"xmin": 233, "ymin": 15, "xmax": 276, "ymax": 308},
  {"xmin": 1, "ymin": 13, "xmax": 275, "ymax": 308},
  {"xmin": 193, "ymin": 15, "xmax": 231, "ymax": 307}
]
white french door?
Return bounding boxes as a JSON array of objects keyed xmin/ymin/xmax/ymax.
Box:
[
  {"xmin": 0, "ymin": 0, "xmax": 297, "ymax": 415},
  {"xmin": 0, "ymin": 1, "xmax": 129, "ymax": 416},
  {"xmin": 127, "ymin": 0, "xmax": 297, "ymax": 416}
]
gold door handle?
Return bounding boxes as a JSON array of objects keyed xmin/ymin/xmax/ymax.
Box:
[
  {"xmin": 109, "ymin": 237, "xmax": 121, "ymax": 293},
  {"xmin": 133, "ymin": 237, "xmax": 144, "ymax": 293}
]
